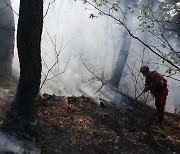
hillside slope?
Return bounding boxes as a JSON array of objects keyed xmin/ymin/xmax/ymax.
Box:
[{"xmin": 0, "ymin": 77, "xmax": 179, "ymax": 154}]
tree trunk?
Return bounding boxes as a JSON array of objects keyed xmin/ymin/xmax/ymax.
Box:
[
  {"xmin": 110, "ymin": 0, "xmax": 135, "ymax": 88},
  {"xmin": 12, "ymin": 0, "xmax": 43, "ymax": 122},
  {"xmin": 0, "ymin": 0, "xmax": 15, "ymax": 76},
  {"xmin": 110, "ymin": 32, "xmax": 131, "ymax": 87}
]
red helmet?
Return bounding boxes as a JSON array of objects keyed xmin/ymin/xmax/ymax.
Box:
[{"xmin": 140, "ymin": 66, "xmax": 149, "ymax": 73}]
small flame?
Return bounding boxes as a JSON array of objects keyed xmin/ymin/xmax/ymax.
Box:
[
  {"xmin": 65, "ymin": 96, "xmax": 69, "ymax": 103},
  {"xmin": 65, "ymin": 96, "xmax": 73, "ymax": 110}
]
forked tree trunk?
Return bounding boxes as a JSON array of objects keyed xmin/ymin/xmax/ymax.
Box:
[{"xmin": 12, "ymin": 0, "xmax": 43, "ymax": 122}]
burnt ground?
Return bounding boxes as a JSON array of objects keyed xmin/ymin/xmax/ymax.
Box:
[{"xmin": 0, "ymin": 77, "xmax": 180, "ymax": 154}]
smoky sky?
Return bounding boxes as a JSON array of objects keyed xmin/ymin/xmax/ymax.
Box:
[{"xmin": 10, "ymin": 0, "xmax": 180, "ymax": 113}]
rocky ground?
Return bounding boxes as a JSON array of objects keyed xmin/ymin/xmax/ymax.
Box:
[{"xmin": 0, "ymin": 77, "xmax": 179, "ymax": 154}]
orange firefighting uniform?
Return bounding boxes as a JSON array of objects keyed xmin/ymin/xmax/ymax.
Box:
[{"xmin": 144, "ymin": 71, "xmax": 168, "ymax": 121}]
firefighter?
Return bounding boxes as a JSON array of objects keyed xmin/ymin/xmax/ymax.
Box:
[{"xmin": 140, "ymin": 66, "xmax": 169, "ymax": 123}]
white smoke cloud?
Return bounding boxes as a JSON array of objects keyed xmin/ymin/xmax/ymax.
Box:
[
  {"xmin": 10, "ymin": 0, "xmax": 180, "ymax": 113},
  {"xmin": 0, "ymin": 132, "xmax": 40, "ymax": 153}
]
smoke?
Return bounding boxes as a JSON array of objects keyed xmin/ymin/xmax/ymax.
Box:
[
  {"xmin": 0, "ymin": 132, "xmax": 40, "ymax": 153},
  {"xmin": 0, "ymin": 0, "xmax": 14, "ymax": 75},
  {"xmin": 40, "ymin": 0, "xmax": 115, "ymax": 96},
  {"xmin": 10, "ymin": 0, "xmax": 180, "ymax": 113}
]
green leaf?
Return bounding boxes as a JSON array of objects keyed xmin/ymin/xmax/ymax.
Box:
[
  {"xmin": 162, "ymin": 58, "xmax": 165, "ymax": 63},
  {"xmin": 137, "ymin": 16, "xmax": 142, "ymax": 19},
  {"xmin": 99, "ymin": 12, "xmax": 103, "ymax": 16},
  {"xmin": 103, "ymin": 0, "xmax": 109, "ymax": 3},
  {"xmin": 171, "ymin": 56, "xmax": 176, "ymax": 60},
  {"xmin": 134, "ymin": 4, "xmax": 138, "ymax": 8},
  {"xmin": 166, "ymin": 68, "xmax": 172, "ymax": 74},
  {"xmin": 146, "ymin": 25, "xmax": 151, "ymax": 29},
  {"xmin": 111, "ymin": 3, "xmax": 119, "ymax": 12},
  {"xmin": 142, "ymin": 5, "xmax": 148, "ymax": 15},
  {"xmin": 89, "ymin": 14, "xmax": 97, "ymax": 19}
]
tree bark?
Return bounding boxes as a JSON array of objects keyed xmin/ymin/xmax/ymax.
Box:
[{"xmin": 12, "ymin": 0, "xmax": 43, "ymax": 122}]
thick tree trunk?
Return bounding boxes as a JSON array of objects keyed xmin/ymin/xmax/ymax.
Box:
[
  {"xmin": 12, "ymin": 0, "xmax": 43, "ymax": 122},
  {"xmin": 0, "ymin": 0, "xmax": 15, "ymax": 76}
]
